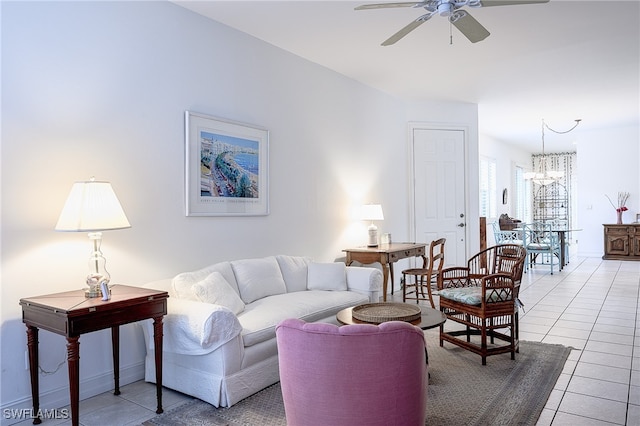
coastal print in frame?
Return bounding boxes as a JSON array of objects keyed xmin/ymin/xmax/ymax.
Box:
[{"xmin": 185, "ymin": 111, "xmax": 269, "ymax": 216}]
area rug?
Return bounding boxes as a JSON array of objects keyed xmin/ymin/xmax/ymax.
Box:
[{"xmin": 143, "ymin": 330, "xmax": 570, "ymax": 426}]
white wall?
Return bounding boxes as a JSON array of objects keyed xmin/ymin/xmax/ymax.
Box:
[
  {"xmin": 575, "ymin": 125, "xmax": 639, "ymax": 257},
  {"xmin": 0, "ymin": 1, "xmax": 479, "ymax": 414},
  {"xmin": 478, "ymin": 134, "xmax": 531, "ymax": 245}
]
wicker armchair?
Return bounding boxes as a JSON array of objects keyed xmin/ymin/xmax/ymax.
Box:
[{"xmin": 437, "ymin": 244, "xmax": 526, "ymax": 365}]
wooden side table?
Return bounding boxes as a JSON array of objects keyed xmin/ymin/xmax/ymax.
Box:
[
  {"xmin": 343, "ymin": 243, "xmax": 426, "ymax": 301},
  {"xmin": 20, "ymin": 285, "xmax": 168, "ymax": 426}
]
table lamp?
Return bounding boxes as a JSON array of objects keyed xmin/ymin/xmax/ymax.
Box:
[
  {"xmin": 361, "ymin": 204, "xmax": 384, "ymax": 247},
  {"xmin": 55, "ymin": 178, "xmax": 131, "ymax": 297}
]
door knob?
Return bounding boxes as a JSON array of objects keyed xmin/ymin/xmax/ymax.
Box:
[{"xmin": 458, "ymin": 223, "xmax": 465, "ymax": 227}]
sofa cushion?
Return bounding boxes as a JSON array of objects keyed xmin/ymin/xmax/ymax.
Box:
[
  {"xmin": 307, "ymin": 262, "xmax": 347, "ymax": 291},
  {"xmin": 232, "ymin": 257, "xmax": 287, "ymax": 304},
  {"xmin": 192, "ymin": 271, "xmax": 246, "ymax": 315},
  {"xmin": 238, "ymin": 290, "xmax": 368, "ymax": 347},
  {"xmin": 173, "ymin": 261, "xmax": 239, "ymax": 301},
  {"xmin": 276, "ymin": 255, "xmax": 310, "ymax": 293}
]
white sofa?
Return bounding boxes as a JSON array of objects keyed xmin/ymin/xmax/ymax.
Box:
[{"xmin": 140, "ymin": 255, "xmax": 382, "ymax": 407}]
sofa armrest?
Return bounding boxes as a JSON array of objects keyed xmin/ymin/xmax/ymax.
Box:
[
  {"xmin": 143, "ymin": 298, "xmax": 243, "ymax": 355},
  {"xmin": 345, "ymin": 266, "xmax": 382, "ymax": 295}
]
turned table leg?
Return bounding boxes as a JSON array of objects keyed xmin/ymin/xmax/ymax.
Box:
[
  {"xmin": 26, "ymin": 326, "xmax": 41, "ymax": 425},
  {"xmin": 66, "ymin": 336, "xmax": 80, "ymax": 426},
  {"xmin": 112, "ymin": 326, "xmax": 120, "ymax": 395},
  {"xmin": 153, "ymin": 316, "xmax": 164, "ymax": 414}
]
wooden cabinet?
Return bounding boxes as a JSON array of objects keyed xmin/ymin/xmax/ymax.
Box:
[{"xmin": 603, "ymin": 224, "xmax": 640, "ymax": 260}]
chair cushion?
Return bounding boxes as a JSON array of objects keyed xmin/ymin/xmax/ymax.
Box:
[
  {"xmin": 307, "ymin": 262, "xmax": 347, "ymax": 291},
  {"xmin": 439, "ymin": 287, "xmax": 483, "ymax": 305},
  {"xmin": 439, "ymin": 286, "xmax": 513, "ymax": 305},
  {"xmin": 191, "ymin": 271, "xmax": 246, "ymax": 315}
]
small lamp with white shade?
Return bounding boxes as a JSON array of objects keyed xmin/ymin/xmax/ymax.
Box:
[
  {"xmin": 55, "ymin": 177, "xmax": 131, "ymax": 298},
  {"xmin": 361, "ymin": 204, "xmax": 384, "ymax": 247}
]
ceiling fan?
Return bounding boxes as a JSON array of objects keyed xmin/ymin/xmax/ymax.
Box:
[{"xmin": 355, "ymin": 0, "xmax": 550, "ymax": 45}]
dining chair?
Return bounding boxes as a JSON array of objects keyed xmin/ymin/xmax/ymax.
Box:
[
  {"xmin": 401, "ymin": 238, "xmax": 446, "ymax": 308},
  {"xmin": 522, "ymin": 222, "xmax": 561, "ymax": 274},
  {"xmin": 492, "ymin": 222, "xmax": 524, "ymax": 247}
]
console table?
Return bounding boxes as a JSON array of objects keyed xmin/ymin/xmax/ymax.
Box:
[
  {"xmin": 603, "ymin": 224, "xmax": 640, "ymax": 260},
  {"xmin": 343, "ymin": 243, "xmax": 426, "ymax": 301},
  {"xmin": 20, "ymin": 285, "xmax": 168, "ymax": 426}
]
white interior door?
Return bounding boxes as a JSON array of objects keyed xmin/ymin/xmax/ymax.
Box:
[{"xmin": 411, "ymin": 127, "xmax": 467, "ymax": 266}]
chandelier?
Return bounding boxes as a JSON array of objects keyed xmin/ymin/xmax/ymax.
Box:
[{"xmin": 525, "ymin": 118, "xmax": 581, "ymax": 185}]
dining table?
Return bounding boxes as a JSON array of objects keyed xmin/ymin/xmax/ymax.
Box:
[{"xmin": 551, "ymin": 227, "xmax": 581, "ymax": 269}]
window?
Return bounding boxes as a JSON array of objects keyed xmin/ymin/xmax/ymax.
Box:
[
  {"xmin": 479, "ymin": 157, "xmax": 496, "ymax": 218},
  {"xmin": 514, "ymin": 165, "xmax": 532, "ymax": 223}
]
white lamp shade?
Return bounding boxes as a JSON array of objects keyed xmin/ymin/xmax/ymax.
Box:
[
  {"xmin": 55, "ymin": 179, "xmax": 131, "ymax": 232},
  {"xmin": 361, "ymin": 204, "xmax": 384, "ymax": 221}
]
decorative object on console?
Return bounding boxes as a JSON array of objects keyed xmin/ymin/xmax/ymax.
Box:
[
  {"xmin": 185, "ymin": 111, "xmax": 269, "ymax": 217},
  {"xmin": 361, "ymin": 203, "xmax": 384, "ymax": 247},
  {"xmin": 605, "ymin": 191, "xmax": 630, "ymax": 225},
  {"xmin": 55, "ymin": 177, "xmax": 131, "ymax": 297},
  {"xmin": 525, "ymin": 118, "xmax": 581, "ymax": 186},
  {"xmin": 498, "ymin": 213, "xmax": 521, "ymax": 231}
]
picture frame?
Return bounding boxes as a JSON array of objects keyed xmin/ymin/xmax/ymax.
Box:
[{"xmin": 185, "ymin": 111, "xmax": 269, "ymax": 216}]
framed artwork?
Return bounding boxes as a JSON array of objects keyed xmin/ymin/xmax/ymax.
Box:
[{"xmin": 185, "ymin": 111, "xmax": 269, "ymax": 216}]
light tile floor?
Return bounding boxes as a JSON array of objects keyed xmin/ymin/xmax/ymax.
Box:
[
  {"xmin": 13, "ymin": 256, "xmax": 640, "ymax": 425},
  {"xmin": 519, "ymin": 257, "xmax": 640, "ymax": 426},
  {"xmin": 9, "ymin": 380, "xmax": 194, "ymax": 426},
  {"xmin": 397, "ymin": 255, "xmax": 640, "ymax": 425}
]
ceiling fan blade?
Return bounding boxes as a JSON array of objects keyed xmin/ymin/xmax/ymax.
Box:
[
  {"xmin": 381, "ymin": 12, "xmax": 435, "ymax": 46},
  {"xmin": 355, "ymin": 2, "xmax": 427, "ymax": 10},
  {"xmin": 450, "ymin": 10, "xmax": 490, "ymax": 43},
  {"xmin": 478, "ymin": 0, "xmax": 549, "ymax": 7}
]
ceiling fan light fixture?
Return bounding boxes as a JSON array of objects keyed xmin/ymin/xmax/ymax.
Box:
[
  {"xmin": 437, "ymin": 2, "xmax": 454, "ymax": 16},
  {"xmin": 356, "ymin": 0, "xmax": 550, "ymax": 45}
]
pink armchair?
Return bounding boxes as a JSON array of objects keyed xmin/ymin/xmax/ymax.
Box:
[{"xmin": 275, "ymin": 318, "xmax": 428, "ymax": 426}]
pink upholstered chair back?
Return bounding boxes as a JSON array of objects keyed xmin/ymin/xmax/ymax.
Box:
[{"xmin": 275, "ymin": 318, "xmax": 428, "ymax": 426}]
